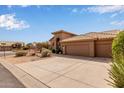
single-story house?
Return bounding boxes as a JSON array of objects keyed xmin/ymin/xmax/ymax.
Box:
[
  {"xmin": 49, "ymin": 29, "xmax": 121, "ymax": 57},
  {"xmin": 0, "ymin": 41, "xmax": 25, "ymax": 51}
]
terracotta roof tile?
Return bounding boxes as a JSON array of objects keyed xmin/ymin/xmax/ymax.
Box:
[
  {"xmin": 61, "ymin": 35, "xmax": 94, "ymax": 42},
  {"xmin": 61, "ymin": 30, "xmax": 121, "ymax": 43}
]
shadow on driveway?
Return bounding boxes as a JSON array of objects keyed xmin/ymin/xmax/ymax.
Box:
[{"xmin": 53, "ymin": 54, "xmax": 112, "ymax": 63}]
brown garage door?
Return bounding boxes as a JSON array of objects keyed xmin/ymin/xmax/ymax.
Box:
[
  {"xmin": 95, "ymin": 40, "xmax": 112, "ymax": 57},
  {"xmin": 65, "ymin": 43, "xmax": 90, "ymax": 56}
]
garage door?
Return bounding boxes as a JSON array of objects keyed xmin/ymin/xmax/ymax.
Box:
[
  {"xmin": 65, "ymin": 43, "xmax": 90, "ymax": 56},
  {"xmin": 95, "ymin": 40, "xmax": 112, "ymax": 57}
]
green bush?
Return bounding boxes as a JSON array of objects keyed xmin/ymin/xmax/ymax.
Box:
[
  {"xmin": 108, "ymin": 31, "xmax": 124, "ymax": 87},
  {"xmin": 15, "ymin": 51, "xmax": 27, "ymax": 57},
  {"xmin": 52, "ymin": 48, "xmax": 56, "ymax": 53},
  {"xmin": 112, "ymin": 31, "xmax": 124, "ymax": 62},
  {"xmin": 22, "ymin": 46, "xmax": 29, "ymax": 50},
  {"xmin": 41, "ymin": 48, "xmax": 52, "ymax": 57}
]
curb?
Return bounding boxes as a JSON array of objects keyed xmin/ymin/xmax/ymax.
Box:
[{"xmin": 0, "ymin": 61, "xmax": 49, "ymax": 88}]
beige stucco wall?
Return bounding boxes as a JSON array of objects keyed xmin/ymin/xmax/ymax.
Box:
[
  {"xmin": 50, "ymin": 32, "xmax": 75, "ymax": 49},
  {"xmin": 61, "ymin": 33, "xmax": 75, "ymax": 40}
]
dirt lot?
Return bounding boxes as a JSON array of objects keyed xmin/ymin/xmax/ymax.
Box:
[{"xmin": 1, "ymin": 55, "xmax": 43, "ymax": 64}]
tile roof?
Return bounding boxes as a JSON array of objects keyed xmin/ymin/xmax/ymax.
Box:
[
  {"xmin": 49, "ymin": 36, "xmax": 54, "ymax": 41},
  {"xmin": 52, "ymin": 30, "xmax": 77, "ymax": 35},
  {"xmin": 61, "ymin": 30, "xmax": 121, "ymax": 43}
]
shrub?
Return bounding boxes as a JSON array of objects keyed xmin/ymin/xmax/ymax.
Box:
[
  {"xmin": 15, "ymin": 51, "xmax": 27, "ymax": 57},
  {"xmin": 107, "ymin": 31, "xmax": 124, "ymax": 87},
  {"xmin": 36, "ymin": 42, "xmax": 42, "ymax": 51},
  {"xmin": 41, "ymin": 48, "xmax": 52, "ymax": 57},
  {"xmin": 22, "ymin": 46, "xmax": 29, "ymax": 50},
  {"xmin": 55, "ymin": 48, "xmax": 63, "ymax": 54},
  {"xmin": 52, "ymin": 48, "xmax": 56, "ymax": 53}
]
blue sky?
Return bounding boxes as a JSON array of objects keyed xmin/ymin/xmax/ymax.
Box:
[{"xmin": 0, "ymin": 5, "xmax": 124, "ymax": 43}]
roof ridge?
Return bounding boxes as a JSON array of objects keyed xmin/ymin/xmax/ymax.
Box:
[{"xmin": 52, "ymin": 30, "xmax": 77, "ymax": 35}]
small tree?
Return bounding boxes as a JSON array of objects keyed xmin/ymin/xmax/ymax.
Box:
[
  {"xmin": 108, "ymin": 31, "xmax": 124, "ymax": 87},
  {"xmin": 36, "ymin": 41, "xmax": 50, "ymax": 49},
  {"xmin": 41, "ymin": 41, "xmax": 50, "ymax": 49},
  {"xmin": 26, "ymin": 43, "xmax": 33, "ymax": 49},
  {"xmin": 12, "ymin": 43, "xmax": 22, "ymax": 49},
  {"xmin": 36, "ymin": 42, "xmax": 43, "ymax": 52}
]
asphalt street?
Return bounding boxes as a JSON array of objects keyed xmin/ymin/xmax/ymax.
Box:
[{"xmin": 0, "ymin": 63, "xmax": 24, "ymax": 88}]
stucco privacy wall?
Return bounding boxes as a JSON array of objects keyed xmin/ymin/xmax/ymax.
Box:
[
  {"xmin": 0, "ymin": 46, "xmax": 12, "ymax": 51},
  {"xmin": 61, "ymin": 40, "xmax": 95, "ymax": 57}
]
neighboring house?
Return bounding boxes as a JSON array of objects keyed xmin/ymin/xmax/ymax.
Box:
[
  {"xmin": 49, "ymin": 29, "xmax": 121, "ymax": 57},
  {"xmin": 0, "ymin": 41, "xmax": 25, "ymax": 51}
]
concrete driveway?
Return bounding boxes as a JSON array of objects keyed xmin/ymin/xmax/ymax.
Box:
[{"xmin": 14, "ymin": 55, "xmax": 111, "ymax": 88}]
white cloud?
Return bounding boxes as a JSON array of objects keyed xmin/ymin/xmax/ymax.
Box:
[
  {"xmin": 110, "ymin": 13, "xmax": 118, "ymax": 18},
  {"xmin": 7, "ymin": 5, "xmax": 30, "ymax": 9},
  {"xmin": 71, "ymin": 8, "xmax": 78, "ymax": 13},
  {"xmin": 110, "ymin": 21, "xmax": 124, "ymax": 26},
  {"xmin": 0, "ymin": 14, "xmax": 30, "ymax": 30},
  {"xmin": 70, "ymin": 5, "xmax": 124, "ymax": 16},
  {"xmin": 87, "ymin": 5, "xmax": 124, "ymax": 14},
  {"xmin": 7, "ymin": 5, "xmax": 12, "ymax": 8},
  {"xmin": 70, "ymin": 8, "xmax": 87, "ymax": 14}
]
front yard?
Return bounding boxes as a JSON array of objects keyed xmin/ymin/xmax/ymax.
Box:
[{"xmin": 1, "ymin": 55, "xmax": 50, "ymax": 64}]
